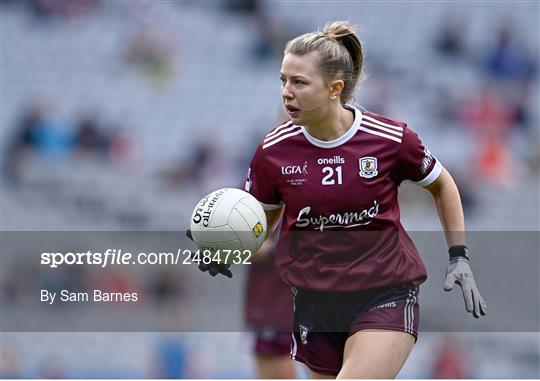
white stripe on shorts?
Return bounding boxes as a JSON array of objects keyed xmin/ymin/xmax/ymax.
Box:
[
  {"xmin": 404, "ymin": 294, "xmax": 410, "ymax": 334},
  {"xmin": 404, "ymin": 289, "xmax": 417, "ymax": 334},
  {"xmin": 290, "ymin": 332, "xmax": 297, "ymax": 360}
]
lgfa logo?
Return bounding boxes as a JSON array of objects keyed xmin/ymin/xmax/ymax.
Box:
[{"xmin": 282, "ymin": 162, "xmax": 308, "ymax": 175}]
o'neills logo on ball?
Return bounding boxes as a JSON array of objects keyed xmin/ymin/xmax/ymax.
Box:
[
  {"xmin": 295, "ymin": 201, "xmax": 379, "ymax": 231},
  {"xmin": 192, "ymin": 189, "xmax": 227, "ymax": 227},
  {"xmin": 252, "ymin": 222, "xmax": 263, "ymax": 238}
]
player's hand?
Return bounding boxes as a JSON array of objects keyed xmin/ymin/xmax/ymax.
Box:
[
  {"xmin": 198, "ymin": 262, "xmax": 233, "ymax": 278},
  {"xmin": 444, "ymin": 256, "xmax": 486, "ymax": 318},
  {"xmin": 186, "ymin": 229, "xmax": 233, "ymax": 278}
]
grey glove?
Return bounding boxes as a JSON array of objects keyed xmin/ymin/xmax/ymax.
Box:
[
  {"xmin": 186, "ymin": 229, "xmax": 233, "ymax": 278},
  {"xmin": 444, "ymin": 257, "xmax": 487, "ymax": 318}
]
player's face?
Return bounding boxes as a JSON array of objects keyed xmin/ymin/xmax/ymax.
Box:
[{"xmin": 280, "ymin": 52, "xmax": 332, "ymax": 125}]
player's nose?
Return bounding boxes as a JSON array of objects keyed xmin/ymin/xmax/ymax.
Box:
[{"xmin": 281, "ymin": 83, "xmax": 294, "ymax": 99}]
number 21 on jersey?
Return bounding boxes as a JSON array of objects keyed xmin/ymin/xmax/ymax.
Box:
[{"xmin": 322, "ymin": 166, "xmax": 342, "ymax": 185}]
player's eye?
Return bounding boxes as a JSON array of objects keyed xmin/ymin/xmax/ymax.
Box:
[{"xmin": 294, "ymin": 80, "xmax": 307, "ymax": 86}]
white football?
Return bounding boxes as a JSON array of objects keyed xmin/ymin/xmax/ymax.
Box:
[{"xmin": 190, "ymin": 188, "xmax": 267, "ymax": 262}]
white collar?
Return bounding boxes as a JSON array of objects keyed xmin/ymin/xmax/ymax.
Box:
[{"xmin": 300, "ymin": 105, "xmax": 362, "ymax": 149}]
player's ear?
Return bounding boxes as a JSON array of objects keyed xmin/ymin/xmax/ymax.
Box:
[{"xmin": 329, "ymin": 80, "xmax": 344, "ymax": 100}]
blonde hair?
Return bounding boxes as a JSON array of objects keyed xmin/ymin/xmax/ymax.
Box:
[{"xmin": 284, "ymin": 21, "xmax": 364, "ymax": 104}]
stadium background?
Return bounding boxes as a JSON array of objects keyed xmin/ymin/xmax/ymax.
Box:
[{"xmin": 1, "ymin": 0, "xmax": 539, "ymax": 378}]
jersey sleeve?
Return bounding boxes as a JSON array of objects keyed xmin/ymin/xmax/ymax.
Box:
[
  {"xmin": 244, "ymin": 144, "xmax": 283, "ymax": 210},
  {"xmin": 393, "ymin": 126, "xmax": 443, "ymax": 186}
]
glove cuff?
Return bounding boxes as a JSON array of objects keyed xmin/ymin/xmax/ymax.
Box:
[{"xmin": 449, "ymin": 245, "xmax": 470, "ymax": 261}]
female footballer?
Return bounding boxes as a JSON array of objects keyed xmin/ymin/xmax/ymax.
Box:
[{"xmin": 199, "ymin": 21, "xmax": 487, "ymax": 378}]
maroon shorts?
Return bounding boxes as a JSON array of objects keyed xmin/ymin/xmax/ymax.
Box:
[
  {"xmin": 253, "ymin": 330, "xmax": 292, "ymax": 356},
  {"xmin": 291, "ymin": 283, "xmax": 419, "ymax": 376}
]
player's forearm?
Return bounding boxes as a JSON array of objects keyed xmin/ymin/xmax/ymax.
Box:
[
  {"xmin": 252, "ymin": 235, "xmax": 276, "ymax": 262},
  {"xmin": 424, "ymin": 168, "xmax": 466, "ymax": 248},
  {"xmin": 264, "ymin": 207, "xmax": 283, "ymax": 239}
]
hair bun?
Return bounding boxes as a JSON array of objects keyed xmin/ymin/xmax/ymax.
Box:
[{"xmin": 322, "ymin": 30, "xmax": 337, "ymax": 40}]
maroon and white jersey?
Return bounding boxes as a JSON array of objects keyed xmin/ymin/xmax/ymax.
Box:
[
  {"xmin": 245, "ymin": 106, "xmax": 442, "ymax": 291},
  {"xmin": 245, "ymin": 252, "xmax": 293, "ymax": 330}
]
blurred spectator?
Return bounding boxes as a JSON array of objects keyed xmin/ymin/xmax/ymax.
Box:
[
  {"xmin": 85, "ymin": 268, "xmax": 142, "ymax": 309},
  {"xmin": 74, "ymin": 116, "xmax": 136, "ymax": 164},
  {"xmin": 5, "ymin": 102, "xmax": 45, "ymax": 182},
  {"xmin": 510, "ymin": 80, "xmax": 535, "ymax": 134},
  {"xmin": 224, "ymin": 0, "xmax": 296, "ymax": 61},
  {"xmin": 149, "ymin": 269, "xmax": 184, "ymax": 305},
  {"xmin": 459, "ymin": 83, "xmax": 517, "ymax": 186},
  {"xmin": 223, "ymin": 0, "xmax": 258, "ymax": 14},
  {"xmin": 125, "ymin": 23, "xmax": 176, "ymax": 88},
  {"xmin": 162, "ymin": 144, "xmax": 210, "ymax": 189},
  {"xmin": 152, "ymin": 335, "xmax": 188, "ymax": 379},
  {"xmin": 484, "ymin": 20, "xmax": 537, "ymax": 81},
  {"xmin": 8, "ymin": 99, "xmax": 76, "ymax": 162},
  {"xmin": 461, "ymin": 82, "xmax": 515, "ymax": 136},
  {"xmin": 162, "ymin": 135, "xmax": 233, "ymax": 191},
  {"xmin": 252, "ymin": 7, "xmax": 299, "ymax": 62},
  {"xmin": 73, "ymin": 115, "xmax": 109, "ymax": 159},
  {"xmin": 8, "ymin": 103, "xmax": 44, "ymax": 150},
  {"xmin": 39, "ymin": 266, "xmax": 87, "ymax": 305},
  {"xmin": 4, "ymin": 97, "xmax": 75, "ymax": 183},
  {"xmin": 434, "ymin": 17, "xmax": 467, "ymax": 59},
  {"xmin": 430, "ymin": 335, "xmax": 472, "ymax": 379}
]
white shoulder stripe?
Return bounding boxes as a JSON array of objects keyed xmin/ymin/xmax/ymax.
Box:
[
  {"xmin": 264, "ymin": 124, "xmax": 299, "ymax": 143},
  {"xmin": 359, "ymin": 126, "xmax": 402, "ymax": 143},
  {"xmin": 361, "ymin": 121, "xmax": 403, "ymax": 137},
  {"xmin": 265, "ymin": 121, "xmax": 293, "ymax": 139},
  {"xmin": 263, "ymin": 128, "xmax": 302, "ymax": 149},
  {"xmin": 362, "ymin": 115, "xmax": 403, "ymax": 131}
]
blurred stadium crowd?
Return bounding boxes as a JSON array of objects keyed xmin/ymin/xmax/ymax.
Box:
[{"xmin": 1, "ymin": 0, "xmax": 539, "ymax": 378}]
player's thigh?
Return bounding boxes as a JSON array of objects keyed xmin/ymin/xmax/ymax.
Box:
[
  {"xmin": 309, "ymin": 369, "xmax": 335, "ymax": 379},
  {"xmin": 255, "ymin": 354, "xmax": 296, "ymax": 379},
  {"xmin": 337, "ymin": 329, "xmax": 415, "ymax": 379}
]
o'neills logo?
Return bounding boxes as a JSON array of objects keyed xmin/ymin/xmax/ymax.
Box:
[
  {"xmin": 192, "ymin": 189, "xmax": 227, "ymax": 227},
  {"xmin": 317, "ymin": 155, "xmax": 345, "ymax": 165},
  {"xmin": 295, "ymin": 201, "xmax": 379, "ymax": 231}
]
